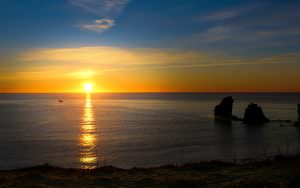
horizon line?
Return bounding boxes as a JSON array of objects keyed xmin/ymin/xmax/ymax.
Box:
[{"xmin": 1, "ymin": 91, "xmax": 300, "ymax": 94}]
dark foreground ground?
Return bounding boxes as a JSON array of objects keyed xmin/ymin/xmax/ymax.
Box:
[{"xmin": 1, "ymin": 155, "xmax": 300, "ymax": 188}]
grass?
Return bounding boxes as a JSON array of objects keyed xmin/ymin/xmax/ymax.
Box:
[{"xmin": 1, "ymin": 155, "xmax": 300, "ymax": 187}]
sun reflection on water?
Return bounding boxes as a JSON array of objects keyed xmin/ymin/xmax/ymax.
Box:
[{"xmin": 80, "ymin": 93, "xmax": 98, "ymax": 169}]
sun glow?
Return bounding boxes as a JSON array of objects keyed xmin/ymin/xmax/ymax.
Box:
[{"xmin": 83, "ymin": 83, "xmax": 93, "ymax": 93}]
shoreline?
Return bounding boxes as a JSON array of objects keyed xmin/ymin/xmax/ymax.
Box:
[{"xmin": 1, "ymin": 155, "xmax": 300, "ymax": 187}]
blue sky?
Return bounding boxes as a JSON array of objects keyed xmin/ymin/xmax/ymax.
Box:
[
  {"xmin": 1, "ymin": 0, "xmax": 299, "ymax": 56},
  {"xmin": 0, "ymin": 0, "xmax": 300, "ymax": 92}
]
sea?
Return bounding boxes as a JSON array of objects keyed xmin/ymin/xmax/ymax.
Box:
[{"xmin": 0, "ymin": 93, "xmax": 299, "ymax": 170}]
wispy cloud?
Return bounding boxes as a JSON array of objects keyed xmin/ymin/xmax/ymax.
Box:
[
  {"xmin": 70, "ymin": 0, "xmax": 129, "ymax": 33},
  {"xmin": 202, "ymin": 10, "xmax": 240, "ymax": 21},
  {"xmin": 200, "ymin": 3, "xmax": 260, "ymax": 22},
  {"xmin": 173, "ymin": 2, "xmax": 300, "ymax": 54},
  {"xmin": 71, "ymin": 0, "xmax": 129, "ymax": 17},
  {"xmin": 79, "ymin": 18, "xmax": 115, "ymax": 33}
]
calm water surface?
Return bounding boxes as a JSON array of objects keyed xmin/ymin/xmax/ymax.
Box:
[{"xmin": 0, "ymin": 93, "xmax": 299, "ymax": 170}]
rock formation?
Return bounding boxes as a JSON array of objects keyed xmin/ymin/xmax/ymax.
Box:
[
  {"xmin": 298, "ymin": 104, "xmax": 300, "ymax": 121},
  {"xmin": 214, "ymin": 96, "xmax": 241, "ymax": 121},
  {"xmin": 243, "ymin": 103, "xmax": 269, "ymax": 124},
  {"xmin": 295, "ymin": 104, "xmax": 300, "ymax": 126}
]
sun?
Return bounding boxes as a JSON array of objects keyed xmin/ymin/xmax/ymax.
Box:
[{"xmin": 83, "ymin": 83, "xmax": 93, "ymax": 93}]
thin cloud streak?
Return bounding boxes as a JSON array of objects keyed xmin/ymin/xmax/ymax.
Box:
[
  {"xmin": 79, "ymin": 19, "xmax": 115, "ymax": 33},
  {"xmin": 200, "ymin": 3, "xmax": 261, "ymax": 21},
  {"xmin": 19, "ymin": 46, "xmax": 300, "ymax": 69}
]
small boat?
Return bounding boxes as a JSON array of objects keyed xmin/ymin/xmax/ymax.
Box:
[{"xmin": 58, "ymin": 99, "xmax": 63, "ymax": 103}]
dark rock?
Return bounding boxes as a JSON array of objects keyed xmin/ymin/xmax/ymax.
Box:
[
  {"xmin": 214, "ymin": 96, "xmax": 241, "ymax": 121},
  {"xmin": 295, "ymin": 104, "xmax": 300, "ymax": 126},
  {"xmin": 243, "ymin": 103, "xmax": 269, "ymax": 124},
  {"xmin": 298, "ymin": 104, "xmax": 300, "ymax": 122},
  {"xmin": 214, "ymin": 96, "xmax": 233, "ymax": 117}
]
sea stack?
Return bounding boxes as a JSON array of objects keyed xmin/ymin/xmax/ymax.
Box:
[
  {"xmin": 214, "ymin": 96, "xmax": 240, "ymax": 121},
  {"xmin": 243, "ymin": 103, "xmax": 269, "ymax": 124},
  {"xmin": 298, "ymin": 104, "xmax": 300, "ymax": 121},
  {"xmin": 214, "ymin": 96, "xmax": 233, "ymax": 118},
  {"xmin": 295, "ymin": 104, "xmax": 300, "ymax": 126}
]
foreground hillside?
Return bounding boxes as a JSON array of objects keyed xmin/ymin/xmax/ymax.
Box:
[{"xmin": 1, "ymin": 155, "xmax": 300, "ymax": 187}]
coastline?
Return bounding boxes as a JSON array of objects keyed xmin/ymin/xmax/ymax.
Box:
[{"xmin": 1, "ymin": 155, "xmax": 300, "ymax": 187}]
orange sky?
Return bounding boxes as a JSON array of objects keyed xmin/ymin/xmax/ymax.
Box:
[{"xmin": 1, "ymin": 46, "xmax": 300, "ymax": 93}]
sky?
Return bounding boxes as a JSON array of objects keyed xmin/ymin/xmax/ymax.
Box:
[{"xmin": 0, "ymin": 0, "xmax": 300, "ymax": 93}]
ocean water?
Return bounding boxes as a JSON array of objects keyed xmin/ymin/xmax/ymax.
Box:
[{"xmin": 0, "ymin": 93, "xmax": 299, "ymax": 170}]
